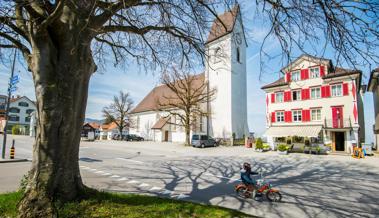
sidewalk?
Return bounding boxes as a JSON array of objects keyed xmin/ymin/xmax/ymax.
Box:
[{"xmin": 0, "ymin": 158, "xmax": 29, "ymax": 163}]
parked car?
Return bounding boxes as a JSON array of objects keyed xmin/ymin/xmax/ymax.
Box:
[
  {"xmin": 125, "ymin": 134, "xmax": 144, "ymax": 141},
  {"xmin": 191, "ymin": 134, "xmax": 218, "ymax": 148}
]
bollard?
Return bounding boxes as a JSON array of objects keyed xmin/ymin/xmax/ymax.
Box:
[{"xmin": 10, "ymin": 139, "xmax": 15, "ymax": 159}]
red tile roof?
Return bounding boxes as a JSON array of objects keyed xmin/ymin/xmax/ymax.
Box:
[
  {"xmin": 151, "ymin": 117, "xmax": 170, "ymax": 129},
  {"xmin": 101, "ymin": 122, "xmax": 118, "ymax": 131},
  {"xmin": 131, "ymin": 73, "xmax": 205, "ymax": 114},
  {"xmin": 261, "ymin": 77, "xmax": 287, "ymax": 90},
  {"xmin": 322, "ymin": 67, "xmax": 361, "ymax": 79},
  {"xmin": 206, "ymin": 5, "xmax": 239, "ymax": 44}
]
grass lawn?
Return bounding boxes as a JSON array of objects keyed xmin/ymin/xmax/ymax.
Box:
[{"xmin": 0, "ymin": 190, "xmax": 252, "ymax": 218}]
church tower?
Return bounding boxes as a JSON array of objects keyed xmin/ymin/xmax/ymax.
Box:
[{"xmin": 205, "ymin": 5, "xmax": 249, "ymax": 139}]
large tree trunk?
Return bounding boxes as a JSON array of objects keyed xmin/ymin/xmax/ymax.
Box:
[{"xmin": 18, "ymin": 18, "xmax": 95, "ymax": 217}]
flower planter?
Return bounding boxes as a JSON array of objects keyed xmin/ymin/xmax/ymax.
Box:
[{"xmin": 277, "ymin": 150, "xmax": 288, "ymax": 155}]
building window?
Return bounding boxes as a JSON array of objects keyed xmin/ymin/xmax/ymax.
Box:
[
  {"xmin": 25, "ymin": 117, "xmax": 31, "ymax": 122},
  {"xmin": 276, "ymin": 92, "xmax": 284, "ymax": 103},
  {"xmin": 311, "ymin": 87, "xmax": 321, "ymax": 99},
  {"xmin": 292, "ymin": 90, "xmax": 301, "ymax": 101},
  {"xmin": 292, "ymin": 110, "xmax": 302, "ymax": 122},
  {"xmin": 310, "ymin": 67, "xmax": 320, "ymax": 78},
  {"xmin": 136, "ymin": 116, "xmax": 140, "ymax": 132},
  {"xmin": 236, "ymin": 47, "xmax": 241, "ymax": 63},
  {"xmin": 291, "ymin": 71, "xmax": 300, "ymax": 81},
  {"xmin": 9, "ymin": 115, "xmax": 19, "ymax": 121},
  {"xmin": 311, "ymin": 109, "xmax": 322, "ymax": 121},
  {"xmin": 18, "ymin": 102, "xmax": 29, "ymax": 107},
  {"xmin": 276, "ymin": 111, "xmax": 284, "ymax": 122},
  {"xmin": 9, "ymin": 107, "xmax": 20, "ymax": 113},
  {"xmin": 331, "ymin": 84, "xmax": 342, "ymax": 97},
  {"xmin": 199, "ymin": 115, "xmax": 204, "ymax": 132},
  {"xmin": 214, "ymin": 47, "xmax": 221, "ymax": 63},
  {"xmin": 172, "ymin": 115, "xmax": 177, "ymax": 131},
  {"xmin": 26, "ymin": 109, "xmax": 34, "ymax": 115}
]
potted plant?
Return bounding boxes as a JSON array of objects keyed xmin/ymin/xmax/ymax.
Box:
[
  {"xmin": 262, "ymin": 143, "xmax": 271, "ymax": 151},
  {"xmin": 277, "ymin": 144, "xmax": 288, "ymax": 155},
  {"xmin": 255, "ymin": 137, "xmax": 263, "ymax": 152}
]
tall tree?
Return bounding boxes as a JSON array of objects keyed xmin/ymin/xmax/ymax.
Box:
[
  {"xmin": 158, "ymin": 69, "xmax": 216, "ymax": 146},
  {"xmin": 0, "ymin": 0, "xmax": 378, "ymax": 217},
  {"xmin": 102, "ymin": 91, "xmax": 133, "ymax": 139},
  {"xmin": 0, "ymin": 1, "xmax": 228, "ymax": 217}
]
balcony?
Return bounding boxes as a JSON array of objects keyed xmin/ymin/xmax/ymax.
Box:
[{"xmin": 324, "ymin": 118, "xmax": 352, "ymax": 129}]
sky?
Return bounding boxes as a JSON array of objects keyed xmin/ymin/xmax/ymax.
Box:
[{"xmin": 0, "ymin": 0, "xmax": 375, "ymax": 143}]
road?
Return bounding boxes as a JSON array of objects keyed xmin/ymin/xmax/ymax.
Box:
[{"xmin": 1, "ymin": 135, "xmax": 379, "ymax": 218}]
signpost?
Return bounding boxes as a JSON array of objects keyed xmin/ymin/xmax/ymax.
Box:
[{"xmin": 1, "ymin": 49, "xmax": 17, "ymax": 159}]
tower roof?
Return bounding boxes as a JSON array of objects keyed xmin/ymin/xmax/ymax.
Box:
[{"xmin": 206, "ymin": 5, "xmax": 239, "ymax": 44}]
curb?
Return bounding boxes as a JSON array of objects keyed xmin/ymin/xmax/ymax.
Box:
[{"xmin": 0, "ymin": 158, "xmax": 29, "ymax": 163}]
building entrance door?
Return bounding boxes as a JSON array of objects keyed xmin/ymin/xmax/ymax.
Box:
[
  {"xmin": 164, "ymin": 131, "xmax": 169, "ymax": 142},
  {"xmin": 334, "ymin": 132, "xmax": 345, "ymax": 151}
]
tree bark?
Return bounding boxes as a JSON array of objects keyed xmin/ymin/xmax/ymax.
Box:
[
  {"xmin": 18, "ymin": 22, "xmax": 95, "ymax": 217},
  {"xmin": 185, "ymin": 116, "xmax": 190, "ymax": 146}
]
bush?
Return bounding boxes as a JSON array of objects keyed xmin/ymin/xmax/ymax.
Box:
[
  {"xmin": 277, "ymin": 144, "xmax": 288, "ymax": 152},
  {"xmin": 262, "ymin": 143, "xmax": 271, "ymax": 150},
  {"xmin": 11, "ymin": 125, "xmax": 22, "ymax": 135},
  {"xmin": 255, "ymin": 138, "xmax": 263, "ymax": 150}
]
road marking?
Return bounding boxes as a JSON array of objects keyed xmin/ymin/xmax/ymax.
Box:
[
  {"xmin": 102, "ymin": 173, "xmax": 112, "ymax": 176},
  {"xmin": 89, "ymin": 169, "xmax": 97, "ymax": 172},
  {"xmin": 150, "ymin": 186, "xmax": 162, "ymax": 191},
  {"xmin": 95, "ymin": 171, "xmax": 105, "ymax": 174},
  {"xmin": 139, "ymin": 183, "xmax": 150, "ymax": 187},
  {"xmin": 111, "ymin": 175, "xmax": 120, "ymax": 178},
  {"xmin": 115, "ymin": 157, "xmax": 144, "ymax": 164},
  {"xmin": 80, "ymin": 166, "xmax": 88, "ymax": 168},
  {"xmin": 161, "ymin": 190, "xmax": 173, "ymax": 195},
  {"xmin": 127, "ymin": 180, "xmax": 139, "ymax": 184},
  {"xmin": 118, "ymin": 177, "xmax": 128, "ymax": 181},
  {"xmin": 177, "ymin": 194, "xmax": 189, "ymax": 199},
  {"xmin": 80, "ymin": 147, "xmax": 89, "ymax": 149}
]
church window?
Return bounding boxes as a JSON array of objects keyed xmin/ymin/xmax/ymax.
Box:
[
  {"xmin": 136, "ymin": 116, "xmax": 140, "ymax": 132},
  {"xmin": 236, "ymin": 47, "xmax": 241, "ymax": 63},
  {"xmin": 214, "ymin": 47, "xmax": 221, "ymax": 63},
  {"xmin": 172, "ymin": 115, "xmax": 177, "ymax": 131},
  {"xmin": 199, "ymin": 115, "xmax": 204, "ymax": 132}
]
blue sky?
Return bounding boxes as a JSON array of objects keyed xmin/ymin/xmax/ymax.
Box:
[{"xmin": 0, "ymin": 0, "xmax": 375, "ymax": 143}]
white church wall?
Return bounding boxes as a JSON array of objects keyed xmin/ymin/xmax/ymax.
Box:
[
  {"xmin": 130, "ymin": 112, "xmax": 157, "ymax": 140},
  {"xmin": 206, "ymin": 34, "xmax": 233, "ymax": 139},
  {"xmin": 230, "ymin": 14, "xmax": 249, "ymax": 138}
]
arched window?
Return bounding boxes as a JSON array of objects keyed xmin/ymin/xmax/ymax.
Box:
[
  {"xmin": 236, "ymin": 47, "xmax": 241, "ymax": 63},
  {"xmin": 214, "ymin": 47, "xmax": 221, "ymax": 63},
  {"xmin": 18, "ymin": 102, "xmax": 29, "ymax": 107},
  {"xmin": 9, "ymin": 107, "xmax": 20, "ymax": 113},
  {"xmin": 26, "ymin": 109, "xmax": 34, "ymax": 115}
]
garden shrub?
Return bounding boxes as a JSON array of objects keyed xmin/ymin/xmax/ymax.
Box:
[
  {"xmin": 277, "ymin": 144, "xmax": 288, "ymax": 152},
  {"xmin": 11, "ymin": 125, "xmax": 22, "ymax": 135},
  {"xmin": 255, "ymin": 138, "xmax": 263, "ymax": 150}
]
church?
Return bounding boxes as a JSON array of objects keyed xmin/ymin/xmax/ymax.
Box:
[{"xmin": 129, "ymin": 5, "xmax": 249, "ymax": 142}]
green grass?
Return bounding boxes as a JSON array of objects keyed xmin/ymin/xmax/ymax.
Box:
[{"xmin": 0, "ymin": 191, "xmax": 252, "ymax": 218}]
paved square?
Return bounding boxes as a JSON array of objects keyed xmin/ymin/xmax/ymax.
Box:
[{"xmin": 1, "ymin": 135, "xmax": 378, "ymax": 217}]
